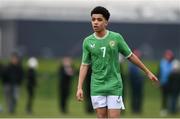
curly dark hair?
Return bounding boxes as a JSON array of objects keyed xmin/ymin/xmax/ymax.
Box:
[{"xmin": 91, "ymin": 6, "xmax": 110, "ymax": 21}]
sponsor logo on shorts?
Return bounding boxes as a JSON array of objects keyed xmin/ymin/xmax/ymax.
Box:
[{"xmin": 116, "ymin": 96, "xmax": 121, "ymax": 103}]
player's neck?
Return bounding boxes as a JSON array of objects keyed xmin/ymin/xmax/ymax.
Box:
[
  {"xmin": 95, "ymin": 29, "xmax": 107, "ymax": 38},
  {"xmin": 94, "ymin": 30, "xmax": 109, "ymax": 40}
]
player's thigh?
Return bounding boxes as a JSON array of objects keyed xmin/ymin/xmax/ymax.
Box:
[
  {"xmin": 108, "ymin": 109, "xmax": 121, "ymax": 118},
  {"xmin": 91, "ymin": 96, "xmax": 108, "ymax": 118},
  {"xmin": 95, "ymin": 107, "xmax": 108, "ymax": 118},
  {"xmin": 107, "ymin": 96, "xmax": 124, "ymax": 118}
]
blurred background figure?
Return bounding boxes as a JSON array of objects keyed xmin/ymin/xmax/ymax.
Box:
[
  {"xmin": 119, "ymin": 54, "xmax": 126, "ymax": 98},
  {"xmin": 84, "ymin": 66, "xmax": 93, "ymax": 114},
  {"xmin": 128, "ymin": 49, "xmax": 144, "ymax": 114},
  {"xmin": 2, "ymin": 53, "xmax": 24, "ymax": 114},
  {"xmin": 0, "ymin": 60, "xmax": 4, "ymax": 113},
  {"xmin": 119, "ymin": 53, "xmax": 127, "ymax": 115},
  {"xmin": 26, "ymin": 57, "xmax": 38, "ymax": 114},
  {"xmin": 158, "ymin": 49, "xmax": 174, "ymax": 116},
  {"xmin": 168, "ymin": 59, "xmax": 180, "ymax": 114},
  {"xmin": 58, "ymin": 57, "xmax": 74, "ymax": 113}
]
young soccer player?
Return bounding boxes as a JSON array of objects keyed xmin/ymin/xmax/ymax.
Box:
[{"xmin": 76, "ymin": 6, "xmax": 159, "ymax": 118}]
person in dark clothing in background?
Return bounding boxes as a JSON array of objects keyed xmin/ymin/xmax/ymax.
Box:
[
  {"xmin": 26, "ymin": 57, "xmax": 38, "ymax": 114},
  {"xmin": 158, "ymin": 50, "xmax": 174, "ymax": 116},
  {"xmin": 58, "ymin": 57, "xmax": 74, "ymax": 113},
  {"xmin": 168, "ymin": 59, "xmax": 180, "ymax": 114},
  {"xmin": 128, "ymin": 49, "xmax": 144, "ymax": 114},
  {"xmin": 84, "ymin": 66, "xmax": 93, "ymax": 113},
  {"xmin": 0, "ymin": 61, "xmax": 4, "ymax": 112},
  {"xmin": 0, "ymin": 61, "xmax": 3, "ymax": 79},
  {"xmin": 2, "ymin": 53, "xmax": 24, "ymax": 113},
  {"xmin": 119, "ymin": 54, "xmax": 127, "ymax": 101}
]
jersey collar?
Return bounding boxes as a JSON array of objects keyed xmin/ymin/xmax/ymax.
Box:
[{"xmin": 93, "ymin": 30, "xmax": 109, "ymax": 40}]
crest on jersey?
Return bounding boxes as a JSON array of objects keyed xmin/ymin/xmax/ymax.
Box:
[{"xmin": 109, "ymin": 40, "xmax": 115, "ymax": 47}]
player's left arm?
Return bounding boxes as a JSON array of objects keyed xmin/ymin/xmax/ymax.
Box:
[{"xmin": 128, "ymin": 53, "xmax": 159, "ymax": 85}]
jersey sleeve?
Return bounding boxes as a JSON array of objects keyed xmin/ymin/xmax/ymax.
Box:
[
  {"xmin": 118, "ymin": 34, "xmax": 132, "ymax": 58},
  {"xmin": 81, "ymin": 39, "xmax": 91, "ymax": 65}
]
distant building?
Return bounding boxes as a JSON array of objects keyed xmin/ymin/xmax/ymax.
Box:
[{"xmin": 0, "ymin": 0, "xmax": 179, "ymax": 59}]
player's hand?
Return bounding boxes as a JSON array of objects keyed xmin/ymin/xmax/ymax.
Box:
[
  {"xmin": 147, "ymin": 72, "xmax": 160, "ymax": 87},
  {"xmin": 76, "ymin": 88, "xmax": 84, "ymax": 102}
]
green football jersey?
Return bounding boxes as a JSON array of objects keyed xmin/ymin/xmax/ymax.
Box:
[{"xmin": 82, "ymin": 30, "xmax": 132, "ymax": 96}]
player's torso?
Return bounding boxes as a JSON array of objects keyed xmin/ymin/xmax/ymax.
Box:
[{"xmin": 86, "ymin": 31, "xmax": 123, "ymax": 96}]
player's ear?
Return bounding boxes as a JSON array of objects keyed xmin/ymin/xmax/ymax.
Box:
[{"xmin": 105, "ymin": 20, "xmax": 108, "ymax": 27}]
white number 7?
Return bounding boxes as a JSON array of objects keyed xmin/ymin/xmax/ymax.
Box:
[{"xmin": 100, "ymin": 47, "xmax": 106, "ymax": 58}]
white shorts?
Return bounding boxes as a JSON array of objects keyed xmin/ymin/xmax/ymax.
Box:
[{"xmin": 91, "ymin": 96, "xmax": 125, "ymax": 109}]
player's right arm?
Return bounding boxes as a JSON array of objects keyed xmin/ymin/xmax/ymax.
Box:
[
  {"xmin": 76, "ymin": 64, "xmax": 89, "ymax": 101},
  {"xmin": 76, "ymin": 38, "xmax": 91, "ymax": 101}
]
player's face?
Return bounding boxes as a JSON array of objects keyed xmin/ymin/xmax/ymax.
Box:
[{"xmin": 91, "ymin": 14, "xmax": 108, "ymax": 32}]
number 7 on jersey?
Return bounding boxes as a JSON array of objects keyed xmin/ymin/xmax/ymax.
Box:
[{"xmin": 100, "ymin": 47, "xmax": 106, "ymax": 58}]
